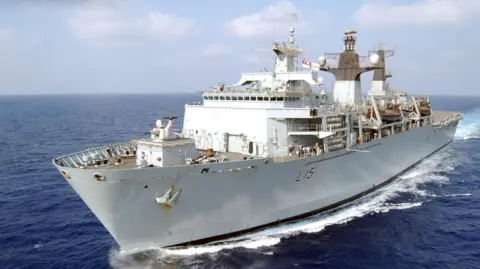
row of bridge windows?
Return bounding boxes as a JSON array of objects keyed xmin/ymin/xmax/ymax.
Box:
[{"xmin": 203, "ymin": 95, "xmax": 302, "ymax": 102}]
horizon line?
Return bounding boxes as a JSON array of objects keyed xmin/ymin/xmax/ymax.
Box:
[{"xmin": 0, "ymin": 92, "xmax": 479, "ymax": 97}]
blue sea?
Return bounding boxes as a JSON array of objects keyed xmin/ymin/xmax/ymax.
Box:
[{"xmin": 1, "ymin": 94, "xmax": 479, "ymax": 269}]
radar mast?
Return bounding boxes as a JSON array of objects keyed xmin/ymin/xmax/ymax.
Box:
[{"xmin": 271, "ymin": 12, "xmax": 302, "ymax": 73}]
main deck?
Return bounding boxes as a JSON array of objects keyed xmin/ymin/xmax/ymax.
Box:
[
  {"xmin": 52, "ymin": 110, "xmax": 462, "ymax": 171},
  {"xmin": 432, "ymin": 111, "xmax": 463, "ymax": 125},
  {"xmin": 101, "ymin": 150, "xmax": 263, "ymax": 170}
]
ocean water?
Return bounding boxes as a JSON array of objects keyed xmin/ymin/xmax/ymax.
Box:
[{"xmin": 0, "ymin": 94, "xmax": 479, "ymax": 269}]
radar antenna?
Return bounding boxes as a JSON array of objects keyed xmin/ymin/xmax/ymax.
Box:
[{"xmin": 368, "ymin": 43, "xmax": 396, "ymax": 58}]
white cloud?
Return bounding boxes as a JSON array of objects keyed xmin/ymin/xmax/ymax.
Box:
[
  {"xmin": 353, "ymin": 0, "xmax": 480, "ymax": 29},
  {"xmin": 69, "ymin": 8, "xmax": 122, "ymax": 39},
  {"xmin": 0, "ymin": 27, "xmax": 14, "ymax": 42},
  {"xmin": 68, "ymin": 3, "xmax": 196, "ymax": 40},
  {"xmin": 202, "ymin": 44, "xmax": 231, "ymax": 57},
  {"xmin": 136, "ymin": 12, "xmax": 196, "ymax": 39},
  {"xmin": 226, "ymin": 1, "xmax": 307, "ymax": 38}
]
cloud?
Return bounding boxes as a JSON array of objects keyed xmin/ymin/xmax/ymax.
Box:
[
  {"xmin": 68, "ymin": 8, "xmax": 122, "ymax": 39},
  {"xmin": 226, "ymin": 1, "xmax": 306, "ymax": 38},
  {"xmin": 135, "ymin": 12, "xmax": 196, "ymax": 39},
  {"xmin": 0, "ymin": 27, "xmax": 14, "ymax": 42},
  {"xmin": 68, "ymin": 2, "xmax": 196, "ymax": 40},
  {"xmin": 202, "ymin": 44, "xmax": 231, "ymax": 57},
  {"xmin": 353, "ymin": 0, "xmax": 480, "ymax": 29}
]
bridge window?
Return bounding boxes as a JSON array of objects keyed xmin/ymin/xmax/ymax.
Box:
[
  {"xmin": 220, "ymin": 96, "xmax": 225, "ymax": 100},
  {"xmin": 237, "ymin": 96, "xmax": 243, "ymax": 100},
  {"xmin": 232, "ymin": 96, "xmax": 237, "ymax": 100},
  {"xmin": 271, "ymin": 97, "xmax": 277, "ymax": 101},
  {"xmin": 251, "ymin": 97, "xmax": 256, "ymax": 101},
  {"xmin": 257, "ymin": 97, "xmax": 263, "ymax": 101},
  {"xmin": 214, "ymin": 96, "xmax": 219, "ymax": 100},
  {"xmin": 203, "ymin": 96, "xmax": 207, "ymax": 100},
  {"xmin": 277, "ymin": 97, "xmax": 284, "ymax": 101},
  {"xmin": 226, "ymin": 96, "xmax": 231, "ymax": 100},
  {"xmin": 208, "ymin": 96, "xmax": 213, "ymax": 100}
]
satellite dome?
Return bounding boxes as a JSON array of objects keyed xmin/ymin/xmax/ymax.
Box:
[
  {"xmin": 289, "ymin": 26, "xmax": 295, "ymax": 33},
  {"xmin": 370, "ymin": 53, "xmax": 380, "ymax": 65},
  {"xmin": 318, "ymin": 56, "xmax": 326, "ymax": 66},
  {"xmin": 156, "ymin": 119, "xmax": 163, "ymax": 128}
]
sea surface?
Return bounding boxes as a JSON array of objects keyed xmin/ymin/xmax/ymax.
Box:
[{"xmin": 0, "ymin": 94, "xmax": 479, "ymax": 269}]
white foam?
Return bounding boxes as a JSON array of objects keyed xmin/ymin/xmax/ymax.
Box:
[
  {"xmin": 442, "ymin": 193, "xmax": 471, "ymax": 197},
  {"xmin": 110, "ymin": 142, "xmax": 464, "ymax": 267},
  {"xmin": 455, "ymin": 107, "xmax": 480, "ymax": 140}
]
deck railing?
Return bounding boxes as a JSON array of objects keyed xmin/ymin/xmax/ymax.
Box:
[
  {"xmin": 288, "ymin": 124, "xmax": 322, "ymax": 132},
  {"xmin": 54, "ymin": 142, "xmax": 137, "ymax": 168},
  {"xmin": 288, "ymin": 123, "xmax": 348, "ymax": 133}
]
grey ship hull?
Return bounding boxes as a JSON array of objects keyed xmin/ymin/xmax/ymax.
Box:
[{"xmin": 54, "ymin": 119, "xmax": 459, "ymax": 250}]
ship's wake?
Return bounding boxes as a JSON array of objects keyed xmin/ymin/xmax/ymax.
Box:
[
  {"xmin": 455, "ymin": 107, "xmax": 480, "ymax": 140},
  {"xmin": 110, "ymin": 143, "xmax": 469, "ymax": 268}
]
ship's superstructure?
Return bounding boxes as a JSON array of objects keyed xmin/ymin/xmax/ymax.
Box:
[{"xmin": 52, "ymin": 27, "xmax": 463, "ymax": 250}]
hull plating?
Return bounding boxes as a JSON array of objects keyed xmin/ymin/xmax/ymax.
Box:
[{"xmin": 55, "ymin": 122, "xmax": 458, "ymax": 250}]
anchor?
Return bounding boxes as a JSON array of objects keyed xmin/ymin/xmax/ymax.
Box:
[{"xmin": 156, "ymin": 185, "xmax": 182, "ymax": 207}]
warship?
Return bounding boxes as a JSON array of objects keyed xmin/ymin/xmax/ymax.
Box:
[{"xmin": 52, "ymin": 27, "xmax": 463, "ymax": 250}]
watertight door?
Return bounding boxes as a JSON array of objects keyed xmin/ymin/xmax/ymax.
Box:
[{"xmin": 227, "ymin": 135, "xmax": 243, "ymax": 153}]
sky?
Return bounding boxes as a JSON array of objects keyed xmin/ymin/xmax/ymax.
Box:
[{"xmin": 0, "ymin": 0, "xmax": 478, "ymax": 96}]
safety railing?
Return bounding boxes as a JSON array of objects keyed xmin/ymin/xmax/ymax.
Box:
[
  {"xmin": 54, "ymin": 142, "xmax": 137, "ymax": 168},
  {"xmin": 288, "ymin": 124, "xmax": 322, "ymax": 132}
]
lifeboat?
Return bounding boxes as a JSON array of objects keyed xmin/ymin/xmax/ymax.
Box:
[
  {"xmin": 380, "ymin": 108, "xmax": 402, "ymax": 122},
  {"xmin": 380, "ymin": 104, "xmax": 402, "ymax": 122},
  {"xmin": 402, "ymin": 104, "xmax": 414, "ymax": 113},
  {"xmin": 366, "ymin": 105, "xmax": 402, "ymax": 122},
  {"xmin": 418, "ymin": 101, "xmax": 431, "ymax": 116}
]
